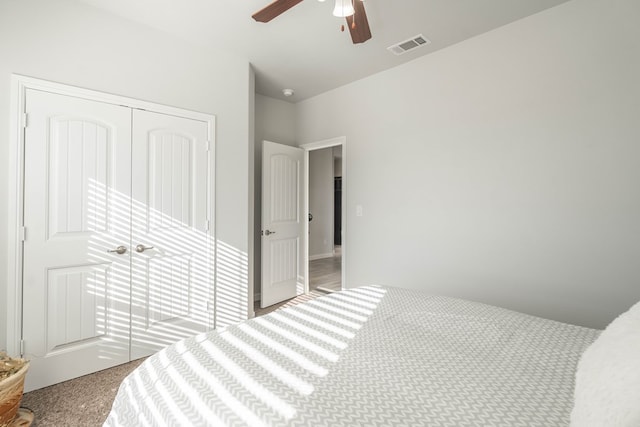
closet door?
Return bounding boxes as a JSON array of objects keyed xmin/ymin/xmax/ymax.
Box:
[
  {"xmin": 22, "ymin": 89, "xmax": 132, "ymax": 391},
  {"xmin": 130, "ymin": 109, "xmax": 213, "ymax": 359}
]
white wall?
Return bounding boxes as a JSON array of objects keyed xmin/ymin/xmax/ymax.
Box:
[
  {"xmin": 253, "ymin": 94, "xmax": 296, "ymax": 299},
  {"xmin": 295, "ymin": 0, "xmax": 640, "ymax": 329},
  {"xmin": 0, "ymin": 0, "xmax": 252, "ymax": 348},
  {"xmin": 334, "ymin": 146, "xmax": 342, "ymax": 178},
  {"xmin": 309, "ymin": 148, "xmax": 334, "ymax": 259}
]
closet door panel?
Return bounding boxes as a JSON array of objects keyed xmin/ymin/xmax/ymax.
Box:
[
  {"xmin": 22, "ymin": 89, "xmax": 132, "ymax": 392},
  {"xmin": 130, "ymin": 109, "xmax": 212, "ymax": 359}
]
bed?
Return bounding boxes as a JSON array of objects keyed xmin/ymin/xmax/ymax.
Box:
[{"xmin": 104, "ymin": 285, "xmax": 639, "ymax": 426}]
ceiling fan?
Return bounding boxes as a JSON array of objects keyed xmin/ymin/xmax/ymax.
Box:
[{"xmin": 252, "ymin": 0, "xmax": 372, "ymax": 44}]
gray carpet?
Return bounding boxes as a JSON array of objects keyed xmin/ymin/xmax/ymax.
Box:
[{"xmin": 20, "ymin": 358, "xmax": 145, "ymax": 427}]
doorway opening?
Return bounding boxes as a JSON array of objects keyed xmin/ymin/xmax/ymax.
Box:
[
  {"xmin": 302, "ymin": 137, "xmax": 346, "ymax": 295},
  {"xmin": 255, "ymin": 137, "xmax": 345, "ymax": 318}
]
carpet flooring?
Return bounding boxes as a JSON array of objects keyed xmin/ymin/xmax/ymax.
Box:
[{"xmin": 20, "ymin": 358, "xmax": 146, "ymax": 426}]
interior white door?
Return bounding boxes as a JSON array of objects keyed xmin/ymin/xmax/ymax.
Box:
[
  {"xmin": 130, "ymin": 109, "xmax": 213, "ymax": 359},
  {"xmin": 261, "ymin": 141, "xmax": 305, "ymax": 308},
  {"xmin": 22, "ymin": 89, "xmax": 132, "ymax": 391}
]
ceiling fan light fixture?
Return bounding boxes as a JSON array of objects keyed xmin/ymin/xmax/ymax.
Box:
[{"xmin": 333, "ymin": 0, "xmax": 354, "ymax": 17}]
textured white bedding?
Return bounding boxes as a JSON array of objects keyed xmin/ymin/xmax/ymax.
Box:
[
  {"xmin": 570, "ymin": 299, "xmax": 640, "ymax": 427},
  {"xmin": 105, "ymin": 286, "xmax": 599, "ymax": 426}
]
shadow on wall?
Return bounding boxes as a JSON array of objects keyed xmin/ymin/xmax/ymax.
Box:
[{"xmin": 216, "ymin": 239, "xmax": 249, "ymax": 329}]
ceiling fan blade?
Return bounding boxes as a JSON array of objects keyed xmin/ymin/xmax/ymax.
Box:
[
  {"xmin": 345, "ymin": 0, "xmax": 372, "ymax": 44},
  {"xmin": 252, "ymin": 0, "xmax": 304, "ymax": 23}
]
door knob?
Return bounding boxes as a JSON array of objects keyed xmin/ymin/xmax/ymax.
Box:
[
  {"xmin": 264, "ymin": 230, "xmax": 276, "ymax": 236},
  {"xmin": 107, "ymin": 246, "xmax": 127, "ymax": 255},
  {"xmin": 135, "ymin": 244, "xmax": 155, "ymax": 253}
]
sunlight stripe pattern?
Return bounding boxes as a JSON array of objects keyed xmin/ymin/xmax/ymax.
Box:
[{"xmin": 105, "ymin": 285, "xmax": 599, "ymax": 426}]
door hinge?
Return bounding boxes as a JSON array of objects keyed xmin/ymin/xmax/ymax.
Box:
[
  {"xmin": 206, "ymin": 140, "xmax": 211, "ymax": 152},
  {"xmin": 204, "ymin": 220, "xmax": 210, "ymax": 231},
  {"xmin": 20, "ymin": 339, "xmax": 25, "ymax": 357},
  {"xmin": 22, "ymin": 112, "xmax": 28, "ymax": 129},
  {"xmin": 207, "ymin": 301, "xmax": 214, "ymax": 312},
  {"xmin": 19, "ymin": 226, "xmax": 26, "ymax": 242}
]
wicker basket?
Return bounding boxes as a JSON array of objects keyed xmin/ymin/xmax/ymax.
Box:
[{"xmin": 0, "ymin": 362, "xmax": 29, "ymax": 427}]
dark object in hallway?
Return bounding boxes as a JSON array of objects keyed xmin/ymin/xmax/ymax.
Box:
[{"xmin": 334, "ymin": 176, "xmax": 342, "ymax": 245}]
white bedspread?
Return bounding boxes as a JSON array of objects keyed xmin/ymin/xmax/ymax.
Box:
[{"xmin": 105, "ymin": 286, "xmax": 599, "ymax": 426}]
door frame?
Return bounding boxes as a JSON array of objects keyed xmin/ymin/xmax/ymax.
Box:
[
  {"xmin": 7, "ymin": 74, "xmax": 216, "ymax": 357},
  {"xmin": 300, "ymin": 136, "xmax": 346, "ymax": 294}
]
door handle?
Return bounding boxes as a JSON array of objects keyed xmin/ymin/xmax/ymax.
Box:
[
  {"xmin": 264, "ymin": 230, "xmax": 276, "ymax": 236},
  {"xmin": 107, "ymin": 246, "xmax": 127, "ymax": 255},
  {"xmin": 135, "ymin": 244, "xmax": 155, "ymax": 253}
]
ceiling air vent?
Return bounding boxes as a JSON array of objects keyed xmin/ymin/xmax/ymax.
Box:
[{"xmin": 387, "ymin": 34, "xmax": 431, "ymax": 56}]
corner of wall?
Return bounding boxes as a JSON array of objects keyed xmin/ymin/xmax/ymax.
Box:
[{"xmin": 248, "ymin": 65, "xmax": 256, "ymax": 318}]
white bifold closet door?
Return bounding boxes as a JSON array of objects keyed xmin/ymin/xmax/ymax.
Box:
[
  {"xmin": 130, "ymin": 109, "xmax": 211, "ymax": 359},
  {"xmin": 21, "ymin": 89, "xmax": 212, "ymax": 391}
]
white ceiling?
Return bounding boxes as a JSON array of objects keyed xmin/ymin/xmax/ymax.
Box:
[{"xmin": 79, "ymin": 0, "xmax": 570, "ymax": 102}]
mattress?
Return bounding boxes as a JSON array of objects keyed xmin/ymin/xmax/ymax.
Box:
[{"xmin": 105, "ymin": 286, "xmax": 599, "ymax": 426}]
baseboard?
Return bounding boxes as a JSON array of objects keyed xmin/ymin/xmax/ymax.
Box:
[
  {"xmin": 254, "ymin": 292, "xmax": 261, "ymax": 302},
  {"xmin": 309, "ymin": 253, "xmax": 334, "ymax": 261}
]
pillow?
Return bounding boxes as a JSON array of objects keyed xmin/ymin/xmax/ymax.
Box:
[{"xmin": 570, "ymin": 300, "xmax": 640, "ymax": 427}]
